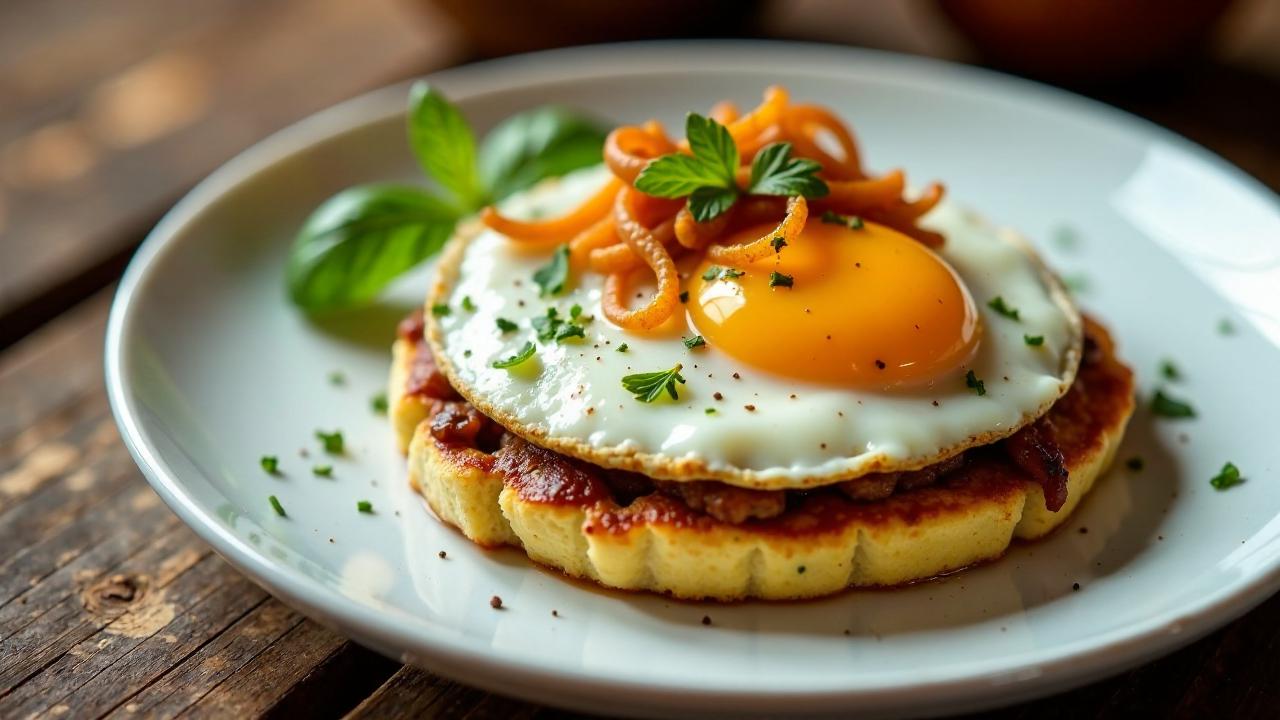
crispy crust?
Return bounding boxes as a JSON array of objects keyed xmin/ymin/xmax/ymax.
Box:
[
  {"xmin": 392, "ymin": 317, "xmax": 1133, "ymax": 600},
  {"xmin": 424, "ymin": 187, "xmax": 1084, "ymax": 490}
]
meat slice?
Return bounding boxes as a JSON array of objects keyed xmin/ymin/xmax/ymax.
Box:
[
  {"xmin": 1004, "ymin": 419, "xmax": 1070, "ymax": 511},
  {"xmin": 656, "ymin": 480, "xmax": 787, "ymax": 524}
]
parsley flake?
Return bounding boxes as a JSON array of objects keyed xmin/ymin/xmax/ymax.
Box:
[
  {"xmin": 987, "ymin": 296, "xmax": 1020, "ymax": 321},
  {"xmin": 621, "ymin": 364, "xmax": 686, "ymax": 403},
  {"xmin": 820, "ymin": 210, "xmax": 863, "ymax": 230},
  {"xmin": 268, "ymin": 495, "xmax": 287, "ymax": 517},
  {"xmin": 965, "ymin": 370, "xmax": 986, "ymax": 396},
  {"xmin": 1151, "ymin": 389, "xmax": 1195, "ymax": 418},
  {"xmin": 430, "ymin": 303, "xmax": 451, "ymax": 317},
  {"xmin": 1160, "ymin": 359, "xmax": 1181, "ymax": 381},
  {"xmin": 312, "ymin": 464, "xmax": 333, "ymax": 478},
  {"xmin": 260, "ymin": 456, "xmax": 280, "ymax": 475},
  {"xmin": 495, "ymin": 317, "xmax": 518, "ymax": 333},
  {"xmin": 705, "ymin": 407, "xmax": 717, "ymax": 415},
  {"xmin": 769, "ymin": 271, "xmax": 793, "ymax": 288},
  {"xmin": 328, "ymin": 371, "xmax": 346, "ymax": 386},
  {"xmin": 357, "ymin": 499, "xmax": 374, "ymax": 513},
  {"xmin": 532, "ymin": 244, "xmax": 571, "ymax": 297},
  {"xmin": 370, "ymin": 393, "xmax": 388, "ymax": 414},
  {"xmin": 616, "ymin": 343, "xmax": 628, "ymax": 353},
  {"xmin": 1209, "ymin": 462, "xmax": 1244, "ymax": 490},
  {"xmin": 683, "ymin": 335, "xmax": 706, "ymax": 350},
  {"xmin": 461, "ymin": 295, "xmax": 477, "ymax": 312},
  {"xmin": 315, "ymin": 430, "xmax": 344, "ymax": 454},
  {"xmin": 701, "ymin": 265, "xmax": 745, "ymax": 282},
  {"xmin": 771, "ymin": 236, "xmax": 787, "ymax": 252},
  {"xmin": 492, "ymin": 341, "xmax": 536, "ymax": 369},
  {"xmin": 1024, "ymin": 334, "xmax": 1045, "ymax": 346}
]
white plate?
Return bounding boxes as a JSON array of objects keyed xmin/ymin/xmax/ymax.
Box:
[{"xmin": 106, "ymin": 42, "xmax": 1280, "ymax": 718}]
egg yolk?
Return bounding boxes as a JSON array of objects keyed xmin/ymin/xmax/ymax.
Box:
[{"xmin": 688, "ymin": 220, "xmax": 980, "ymax": 387}]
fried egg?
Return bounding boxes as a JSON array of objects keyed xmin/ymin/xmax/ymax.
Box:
[{"xmin": 428, "ymin": 166, "xmax": 1081, "ymax": 490}]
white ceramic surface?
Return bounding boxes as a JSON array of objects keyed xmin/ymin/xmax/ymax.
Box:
[{"xmin": 105, "ymin": 42, "xmax": 1280, "ymax": 718}]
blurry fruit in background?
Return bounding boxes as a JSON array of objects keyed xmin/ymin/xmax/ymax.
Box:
[
  {"xmin": 937, "ymin": 0, "xmax": 1237, "ymax": 84},
  {"xmin": 427, "ymin": 0, "xmax": 761, "ymax": 57}
]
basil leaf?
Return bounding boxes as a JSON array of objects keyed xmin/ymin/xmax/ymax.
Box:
[
  {"xmin": 748, "ymin": 142, "xmax": 828, "ymax": 198},
  {"xmin": 688, "ymin": 186, "xmax": 738, "ymax": 222},
  {"xmin": 685, "ymin": 113, "xmax": 738, "ymax": 186},
  {"xmin": 635, "ymin": 154, "xmax": 729, "ymax": 198},
  {"xmin": 478, "ymin": 106, "xmax": 608, "ymax": 201},
  {"xmin": 287, "ymin": 185, "xmax": 459, "ymax": 311},
  {"xmin": 407, "ymin": 82, "xmax": 485, "ymax": 209}
]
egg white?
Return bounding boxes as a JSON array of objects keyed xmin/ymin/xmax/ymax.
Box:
[{"xmin": 427, "ymin": 166, "xmax": 1081, "ymax": 490}]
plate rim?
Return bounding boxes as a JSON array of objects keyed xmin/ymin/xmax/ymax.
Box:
[{"xmin": 104, "ymin": 39, "xmax": 1280, "ymax": 716}]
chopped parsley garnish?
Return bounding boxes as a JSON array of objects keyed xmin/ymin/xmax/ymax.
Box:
[
  {"xmin": 1218, "ymin": 318, "xmax": 1235, "ymax": 335},
  {"xmin": 268, "ymin": 495, "xmax": 286, "ymax": 517},
  {"xmin": 430, "ymin": 303, "xmax": 450, "ymax": 317},
  {"xmin": 315, "ymin": 430, "xmax": 345, "ymax": 454},
  {"xmin": 492, "ymin": 341, "xmax": 536, "ymax": 369},
  {"xmin": 701, "ymin": 265, "xmax": 745, "ymax": 281},
  {"xmin": 328, "ymin": 371, "xmax": 345, "ymax": 386},
  {"xmin": 312, "ymin": 464, "xmax": 333, "ymax": 477},
  {"xmin": 357, "ymin": 500, "xmax": 374, "ymax": 513},
  {"xmin": 679, "ymin": 291, "xmax": 690, "ymax": 303},
  {"xmin": 554, "ymin": 323, "xmax": 585, "ymax": 342},
  {"xmin": 1209, "ymin": 462, "xmax": 1244, "ymax": 490},
  {"xmin": 1125, "ymin": 456, "xmax": 1144, "ymax": 471},
  {"xmin": 260, "ymin": 456, "xmax": 280, "ymax": 475},
  {"xmin": 771, "ymin": 236, "xmax": 787, "ymax": 252},
  {"xmin": 769, "ymin": 271, "xmax": 793, "ymax": 288},
  {"xmin": 987, "ymin": 296, "xmax": 1020, "ymax": 321},
  {"xmin": 621, "ymin": 364, "xmax": 686, "ymax": 403},
  {"xmin": 633, "ymin": 114, "xmax": 828, "ymax": 222},
  {"xmin": 532, "ymin": 307, "xmax": 583, "ymax": 343},
  {"xmin": 965, "ymin": 370, "xmax": 986, "ymax": 396},
  {"xmin": 495, "ymin": 317, "xmax": 518, "ymax": 333},
  {"xmin": 461, "ymin": 295, "xmax": 477, "ymax": 312},
  {"xmin": 532, "ymin": 244, "xmax": 571, "ymax": 296},
  {"xmin": 683, "ymin": 335, "xmax": 706, "ymax": 350},
  {"xmin": 1160, "ymin": 359, "xmax": 1181, "ymax": 381},
  {"xmin": 819, "ymin": 210, "xmax": 863, "ymax": 230},
  {"xmin": 570, "ymin": 303, "xmax": 584, "ymax": 320},
  {"xmin": 370, "ymin": 393, "xmax": 388, "ymax": 414},
  {"xmin": 463, "ymin": 349, "xmax": 472, "ymax": 357},
  {"xmin": 705, "ymin": 407, "xmax": 717, "ymax": 415},
  {"xmin": 616, "ymin": 343, "xmax": 628, "ymax": 353},
  {"xmin": 1151, "ymin": 389, "xmax": 1195, "ymax": 418},
  {"xmin": 1024, "ymin": 334, "xmax": 1045, "ymax": 346}
]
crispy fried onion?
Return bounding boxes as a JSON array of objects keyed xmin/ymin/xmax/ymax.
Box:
[{"xmin": 478, "ymin": 86, "xmax": 946, "ymax": 330}]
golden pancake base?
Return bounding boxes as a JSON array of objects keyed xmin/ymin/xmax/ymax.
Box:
[{"xmin": 391, "ymin": 338, "xmax": 1133, "ymax": 601}]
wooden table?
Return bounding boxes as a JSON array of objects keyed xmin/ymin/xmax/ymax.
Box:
[{"xmin": 3, "ymin": 2, "xmax": 1279, "ymax": 717}]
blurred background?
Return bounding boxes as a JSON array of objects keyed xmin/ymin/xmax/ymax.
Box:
[{"xmin": 2, "ymin": 0, "xmax": 1278, "ymax": 348}]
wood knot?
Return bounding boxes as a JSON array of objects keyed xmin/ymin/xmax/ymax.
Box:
[{"xmin": 83, "ymin": 574, "xmax": 147, "ymax": 616}]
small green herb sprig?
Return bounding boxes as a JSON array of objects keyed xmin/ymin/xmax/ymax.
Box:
[
  {"xmin": 286, "ymin": 84, "xmax": 607, "ymax": 311},
  {"xmin": 634, "ymin": 114, "xmax": 828, "ymax": 222}
]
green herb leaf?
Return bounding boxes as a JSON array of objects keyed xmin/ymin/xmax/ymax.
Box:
[
  {"xmin": 705, "ymin": 407, "xmax": 717, "ymax": 415},
  {"xmin": 370, "ymin": 393, "xmax": 388, "ymax": 414},
  {"xmin": 819, "ymin": 210, "xmax": 863, "ymax": 230},
  {"xmin": 1152, "ymin": 389, "xmax": 1195, "ymax": 418},
  {"xmin": 492, "ymin": 341, "xmax": 536, "ymax": 369},
  {"xmin": 769, "ymin": 271, "xmax": 794, "ymax": 288},
  {"xmin": 616, "ymin": 343, "xmax": 628, "ymax": 353},
  {"xmin": 701, "ymin": 266, "xmax": 744, "ymax": 282},
  {"xmin": 268, "ymin": 495, "xmax": 287, "ymax": 517},
  {"xmin": 407, "ymin": 82, "xmax": 484, "ymax": 208},
  {"xmin": 634, "ymin": 154, "xmax": 729, "ymax": 198},
  {"xmin": 621, "ymin": 364, "xmax": 686, "ymax": 403},
  {"xmin": 771, "ymin": 236, "xmax": 787, "ymax": 253},
  {"xmin": 685, "ymin": 113, "xmax": 739, "ymax": 186},
  {"xmin": 478, "ymin": 106, "xmax": 608, "ymax": 201},
  {"xmin": 1024, "ymin": 334, "xmax": 1045, "ymax": 346},
  {"xmin": 431, "ymin": 303, "xmax": 451, "ymax": 317},
  {"xmin": 312, "ymin": 465, "xmax": 333, "ymax": 478},
  {"xmin": 987, "ymin": 296, "xmax": 1020, "ymax": 321},
  {"xmin": 315, "ymin": 430, "xmax": 345, "ymax": 454},
  {"xmin": 553, "ymin": 322, "xmax": 585, "ymax": 342},
  {"xmin": 496, "ymin": 317, "xmax": 518, "ymax": 333},
  {"xmin": 260, "ymin": 456, "xmax": 280, "ymax": 475},
  {"xmin": 683, "ymin": 335, "xmax": 706, "ymax": 349},
  {"xmin": 965, "ymin": 370, "xmax": 986, "ymax": 396},
  {"xmin": 286, "ymin": 185, "xmax": 460, "ymax": 311},
  {"xmin": 1209, "ymin": 461, "xmax": 1244, "ymax": 490},
  {"xmin": 357, "ymin": 500, "xmax": 374, "ymax": 513},
  {"xmin": 688, "ymin": 186, "xmax": 739, "ymax": 223},
  {"xmin": 461, "ymin": 295, "xmax": 477, "ymax": 312},
  {"xmin": 1160, "ymin": 359, "xmax": 1181, "ymax": 381},
  {"xmin": 532, "ymin": 244, "xmax": 571, "ymax": 297},
  {"xmin": 748, "ymin": 142, "xmax": 829, "ymax": 198}
]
